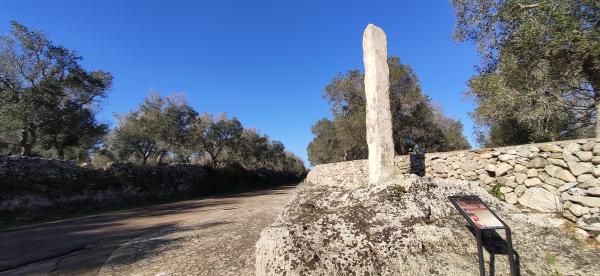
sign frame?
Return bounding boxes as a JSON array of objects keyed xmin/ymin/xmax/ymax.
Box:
[{"xmin": 448, "ymin": 195, "xmax": 518, "ymax": 276}]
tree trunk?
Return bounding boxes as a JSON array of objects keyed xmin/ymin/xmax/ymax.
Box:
[
  {"xmin": 57, "ymin": 147, "xmax": 65, "ymax": 160},
  {"xmin": 209, "ymin": 152, "xmax": 218, "ymax": 168},
  {"xmin": 19, "ymin": 128, "xmax": 36, "ymax": 156},
  {"xmin": 583, "ymin": 58, "xmax": 600, "ymax": 138},
  {"xmin": 156, "ymin": 151, "xmax": 165, "ymax": 164},
  {"xmin": 19, "ymin": 129, "xmax": 30, "ymax": 156},
  {"xmin": 596, "ymin": 99, "xmax": 600, "ymax": 138}
]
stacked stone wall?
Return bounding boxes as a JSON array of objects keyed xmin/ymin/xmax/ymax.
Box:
[
  {"xmin": 0, "ymin": 156, "xmax": 304, "ymax": 222},
  {"xmin": 307, "ymin": 138, "xmax": 600, "ymax": 236}
]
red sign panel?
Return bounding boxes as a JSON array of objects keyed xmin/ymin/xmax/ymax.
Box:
[{"xmin": 451, "ymin": 196, "xmax": 504, "ymax": 229}]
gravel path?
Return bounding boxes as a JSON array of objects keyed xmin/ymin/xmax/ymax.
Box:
[{"xmin": 99, "ymin": 186, "xmax": 296, "ymax": 275}]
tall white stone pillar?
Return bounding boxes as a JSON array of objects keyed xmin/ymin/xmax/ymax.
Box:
[{"xmin": 363, "ymin": 24, "xmax": 395, "ymax": 185}]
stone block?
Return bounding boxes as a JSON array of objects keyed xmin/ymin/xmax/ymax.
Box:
[
  {"xmin": 518, "ymin": 187, "xmax": 559, "ymax": 212},
  {"xmin": 569, "ymin": 204, "xmax": 590, "ymax": 217},
  {"xmin": 576, "ymin": 151, "xmax": 594, "ymax": 162},
  {"xmin": 524, "ymin": 178, "xmax": 542, "ymax": 187},
  {"xmin": 544, "ymin": 165, "xmax": 576, "ymax": 182},
  {"xmin": 569, "ymin": 196, "xmax": 600, "ymax": 208},
  {"xmin": 567, "ymin": 161, "xmax": 593, "ymax": 176},
  {"xmin": 495, "ymin": 163, "xmax": 512, "ymax": 177}
]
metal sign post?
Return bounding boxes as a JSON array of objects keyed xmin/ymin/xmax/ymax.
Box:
[{"xmin": 448, "ymin": 195, "xmax": 519, "ymax": 276}]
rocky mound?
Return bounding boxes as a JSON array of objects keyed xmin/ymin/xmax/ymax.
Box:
[{"xmin": 256, "ymin": 175, "xmax": 599, "ymax": 275}]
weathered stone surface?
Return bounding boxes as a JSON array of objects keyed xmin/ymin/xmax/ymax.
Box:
[
  {"xmin": 514, "ymin": 173, "xmax": 527, "ymax": 184},
  {"xmin": 582, "ymin": 142, "xmax": 595, "ymax": 151},
  {"xmin": 539, "ymin": 144, "xmax": 562, "ymax": 153},
  {"xmin": 569, "ymin": 204, "xmax": 590, "ymax": 217},
  {"xmin": 431, "ymin": 162, "xmax": 449, "ymax": 174},
  {"xmin": 575, "ymin": 151, "xmax": 594, "ymax": 162},
  {"xmin": 547, "ymin": 158, "xmax": 568, "ymax": 168},
  {"xmin": 524, "ymin": 178, "xmax": 542, "ymax": 187},
  {"xmin": 306, "ymin": 160, "xmax": 368, "ymax": 188},
  {"xmin": 538, "ymin": 172, "xmax": 550, "ymax": 181},
  {"xmin": 563, "ymin": 143, "xmax": 580, "ymax": 162},
  {"xmin": 256, "ymin": 176, "xmax": 600, "ymax": 275},
  {"xmin": 577, "ymin": 174, "xmax": 599, "ymax": 188},
  {"xmin": 569, "ymin": 196, "xmax": 600, "ymax": 208},
  {"xmin": 528, "ymin": 158, "xmax": 547, "ymax": 168},
  {"xmin": 526, "ymin": 168, "xmax": 538, "ymax": 178},
  {"xmin": 593, "ymin": 166, "xmax": 600, "ymax": 177},
  {"xmin": 544, "ymin": 165, "xmax": 576, "ymax": 182},
  {"xmin": 573, "ymin": 228, "xmax": 590, "ymax": 241},
  {"xmin": 568, "ymin": 188, "xmax": 587, "ymax": 196},
  {"xmin": 516, "ymin": 148, "xmax": 531, "ymax": 158},
  {"xmin": 460, "ymin": 161, "xmax": 478, "ymax": 172},
  {"xmin": 558, "ymin": 182, "xmax": 578, "ymax": 193},
  {"xmin": 576, "ymin": 213, "xmax": 600, "ymax": 231},
  {"xmin": 577, "ymin": 174, "xmax": 595, "ymax": 183},
  {"xmin": 563, "ymin": 209, "xmax": 577, "ymax": 222},
  {"xmin": 518, "ymin": 187, "xmax": 559, "ymax": 212},
  {"xmin": 505, "ymin": 192, "xmax": 518, "ymax": 204},
  {"xmin": 542, "ymin": 184, "xmax": 558, "ymax": 195},
  {"xmin": 484, "ymin": 163, "xmax": 496, "ymax": 173},
  {"xmin": 503, "ymin": 178, "xmax": 517, "ymax": 188},
  {"xmin": 515, "ymin": 185, "xmax": 527, "ymax": 197},
  {"xmin": 495, "ymin": 163, "xmax": 512, "ymax": 177},
  {"xmin": 498, "ymin": 154, "xmax": 516, "ymax": 162},
  {"xmin": 594, "ymin": 143, "xmax": 600, "ymax": 155},
  {"xmin": 514, "ymin": 164, "xmax": 527, "ymax": 172},
  {"xmin": 587, "ymin": 186, "xmax": 600, "ymax": 196},
  {"xmin": 567, "ymin": 161, "xmax": 593, "ymax": 176},
  {"xmin": 545, "ymin": 177, "xmax": 567, "ymax": 187},
  {"xmin": 363, "ymin": 24, "xmax": 395, "ymax": 185}
]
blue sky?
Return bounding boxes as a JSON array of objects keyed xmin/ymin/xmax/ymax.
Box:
[{"xmin": 1, "ymin": 0, "xmax": 478, "ymax": 164}]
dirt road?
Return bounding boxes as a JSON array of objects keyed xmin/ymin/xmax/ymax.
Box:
[{"xmin": 0, "ymin": 185, "xmax": 296, "ymax": 275}]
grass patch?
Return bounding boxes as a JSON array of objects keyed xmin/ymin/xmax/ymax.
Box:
[
  {"xmin": 491, "ymin": 182, "xmax": 505, "ymax": 201},
  {"xmin": 396, "ymin": 185, "xmax": 406, "ymax": 195},
  {"xmin": 546, "ymin": 253, "xmax": 557, "ymax": 265}
]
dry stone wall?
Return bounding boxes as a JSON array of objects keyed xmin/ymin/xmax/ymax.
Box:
[
  {"xmin": 307, "ymin": 138, "xmax": 600, "ymax": 236},
  {"xmin": 0, "ymin": 156, "xmax": 304, "ymax": 221}
]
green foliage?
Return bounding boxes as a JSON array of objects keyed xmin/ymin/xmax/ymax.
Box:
[
  {"xmin": 395, "ymin": 185, "xmax": 405, "ymax": 195},
  {"xmin": 452, "ymin": 0, "xmax": 600, "ymax": 146},
  {"xmin": 109, "ymin": 94, "xmax": 306, "ymax": 174},
  {"xmin": 0, "ymin": 21, "xmax": 112, "ymax": 157},
  {"xmin": 137, "ymin": 93, "xmax": 198, "ymax": 163},
  {"xmin": 491, "ymin": 182, "xmax": 505, "ymax": 200},
  {"xmin": 192, "ymin": 113, "xmax": 243, "ymax": 167},
  {"xmin": 307, "ymin": 57, "xmax": 470, "ymax": 165},
  {"xmin": 546, "ymin": 253, "xmax": 557, "ymax": 265},
  {"xmin": 112, "ymin": 113, "xmax": 159, "ymax": 165}
]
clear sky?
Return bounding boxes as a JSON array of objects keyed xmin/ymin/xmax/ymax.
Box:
[{"xmin": 0, "ymin": 0, "xmax": 478, "ymax": 164}]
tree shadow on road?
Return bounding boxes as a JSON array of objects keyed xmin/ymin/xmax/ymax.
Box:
[
  {"xmin": 98, "ymin": 221, "xmax": 233, "ymax": 273},
  {"xmin": 0, "ymin": 201, "xmax": 239, "ymax": 274}
]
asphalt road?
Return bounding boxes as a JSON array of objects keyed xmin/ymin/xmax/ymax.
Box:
[{"xmin": 0, "ymin": 185, "xmax": 296, "ymax": 275}]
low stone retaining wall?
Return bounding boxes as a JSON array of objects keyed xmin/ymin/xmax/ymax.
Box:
[
  {"xmin": 307, "ymin": 138, "xmax": 600, "ymax": 237},
  {"xmin": 0, "ymin": 156, "xmax": 304, "ymax": 223}
]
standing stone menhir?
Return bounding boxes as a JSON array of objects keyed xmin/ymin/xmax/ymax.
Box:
[{"xmin": 363, "ymin": 24, "xmax": 395, "ymax": 185}]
